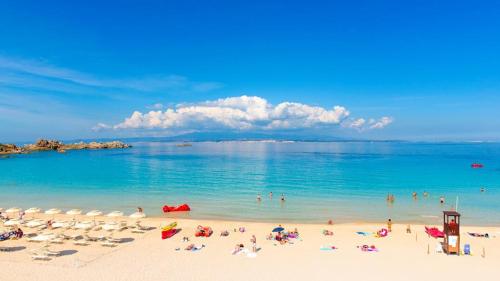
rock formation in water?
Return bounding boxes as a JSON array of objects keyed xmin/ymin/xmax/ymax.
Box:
[{"xmin": 0, "ymin": 139, "xmax": 131, "ymax": 155}]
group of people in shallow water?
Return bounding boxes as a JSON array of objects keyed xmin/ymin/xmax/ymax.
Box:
[
  {"xmin": 386, "ymin": 192, "xmax": 447, "ymax": 204},
  {"xmin": 256, "ymin": 192, "xmax": 285, "ymax": 202}
]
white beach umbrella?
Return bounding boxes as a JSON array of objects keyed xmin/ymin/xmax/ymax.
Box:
[
  {"xmin": 74, "ymin": 221, "xmax": 93, "ymax": 230},
  {"xmin": 26, "ymin": 219, "xmax": 45, "ymax": 228},
  {"xmin": 107, "ymin": 211, "xmax": 124, "ymax": 218},
  {"xmin": 66, "ymin": 209, "xmax": 82, "ymax": 220},
  {"xmin": 129, "ymin": 212, "xmax": 146, "ymax": 219},
  {"xmin": 25, "ymin": 207, "xmax": 42, "ymax": 218},
  {"xmin": 86, "ymin": 210, "xmax": 103, "ymax": 224},
  {"xmin": 5, "ymin": 207, "xmax": 22, "ymax": 214},
  {"xmin": 4, "ymin": 219, "xmax": 21, "ymax": 226},
  {"xmin": 44, "ymin": 208, "xmax": 62, "ymax": 219},
  {"xmin": 103, "ymin": 222, "xmax": 120, "ymax": 231}
]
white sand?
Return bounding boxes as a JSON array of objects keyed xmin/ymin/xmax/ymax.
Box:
[{"xmin": 1, "ymin": 216, "xmax": 499, "ymax": 281}]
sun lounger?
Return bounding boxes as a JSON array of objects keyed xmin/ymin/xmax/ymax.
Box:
[
  {"xmin": 31, "ymin": 253, "xmax": 51, "ymax": 260},
  {"xmin": 101, "ymin": 241, "xmax": 118, "ymax": 247},
  {"xmin": 73, "ymin": 240, "xmax": 90, "ymax": 246}
]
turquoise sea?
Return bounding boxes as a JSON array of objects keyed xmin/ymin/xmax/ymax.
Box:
[{"xmin": 1, "ymin": 141, "xmax": 499, "ymax": 225}]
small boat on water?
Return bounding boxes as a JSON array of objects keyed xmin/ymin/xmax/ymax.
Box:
[
  {"xmin": 471, "ymin": 163, "xmax": 484, "ymax": 168},
  {"xmin": 176, "ymin": 143, "xmax": 192, "ymax": 147}
]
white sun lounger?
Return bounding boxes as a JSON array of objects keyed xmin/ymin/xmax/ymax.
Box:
[
  {"xmin": 101, "ymin": 241, "xmax": 118, "ymax": 247},
  {"xmin": 73, "ymin": 240, "xmax": 90, "ymax": 246}
]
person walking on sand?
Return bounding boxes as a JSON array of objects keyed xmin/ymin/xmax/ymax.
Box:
[
  {"xmin": 387, "ymin": 218, "xmax": 392, "ymax": 232},
  {"xmin": 250, "ymin": 235, "xmax": 257, "ymax": 252}
]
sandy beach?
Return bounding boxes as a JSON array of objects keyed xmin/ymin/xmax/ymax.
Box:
[{"xmin": 1, "ymin": 215, "xmax": 499, "ymax": 281}]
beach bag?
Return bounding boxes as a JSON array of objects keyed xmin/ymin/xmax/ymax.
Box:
[{"xmin": 464, "ymin": 244, "xmax": 471, "ymax": 255}]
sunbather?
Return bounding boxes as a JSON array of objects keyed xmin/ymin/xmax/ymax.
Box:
[{"xmin": 232, "ymin": 243, "xmax": 244, "ymax": 255}]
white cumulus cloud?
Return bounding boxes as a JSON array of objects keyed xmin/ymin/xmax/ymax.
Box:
[
  {"xmin": 103, "ymin": 95, "xmax": 392, "ymax": 133},
  {"xmin": 368, "ymin": 116, "xmax": 394, "ymax": 129}
]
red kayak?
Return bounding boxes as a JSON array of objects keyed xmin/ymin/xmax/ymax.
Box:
[
  {"xmin": 425, "ymin": 226, "xmax": 444, "ymax": 238},
  {"xmin": 471, "ymin": 163, "xmax": 484, "ymax": 168},
  {"xmin": 163, "ymin": 204, "xmax": 191, "ymax": 213}
]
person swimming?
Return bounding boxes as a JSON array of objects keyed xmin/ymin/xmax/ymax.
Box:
[{"xmin": 480, "ymin": 187, "xmax": 485, "ymax": 192}]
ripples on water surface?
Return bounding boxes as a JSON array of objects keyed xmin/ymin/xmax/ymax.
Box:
[{"xmin": 1, "ymin": 141, "xmax": 499, "ymax": 225}]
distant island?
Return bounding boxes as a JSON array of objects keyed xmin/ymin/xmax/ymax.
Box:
[{"xmin": 0, "ymin": 139, "xmax": 131, "ymax": 155}]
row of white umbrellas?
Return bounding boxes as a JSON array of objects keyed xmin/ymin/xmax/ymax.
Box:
[{"xmin": 1, "ymin": 207, "xmax": 146, "ymax": 219}]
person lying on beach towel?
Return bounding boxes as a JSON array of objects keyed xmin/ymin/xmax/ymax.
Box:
[
  {"xmin": 185, "ymin": 244, "xmax": 205, "ymax": 251},
  {"xmin": 468, "ymin": 232, "xmax": 489, "ymax": 238},
  {"xmin": 220, "ymin": 230, "xmax": 229, "ymax": 237},
  {"xmin": 322, "ymin": 230, "xmax": 333, "ymax": 236},
  {"xmin": 358, "ymin": 245, "xmax": 378, "ymax": 252},
  {"xmin": 320, "ymin": 245, "xmax": 338, "ymax": 251},
  {"xmin": 232, "ymin": 243, "xmax": 245, "ymax": 255}
]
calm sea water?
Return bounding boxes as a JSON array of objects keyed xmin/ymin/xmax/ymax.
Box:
[{"xmin": 1, "ymin": 141, "xmax": 499, "ymax": 225}]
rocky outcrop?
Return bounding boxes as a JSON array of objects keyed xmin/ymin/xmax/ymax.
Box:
[
  {"xmin": 0, "ymin": 144, "xmax": 22, "ymax": 154},
  {"xmin": 0, "ymin": 139, "xmax": 131, "ymax": 155}
]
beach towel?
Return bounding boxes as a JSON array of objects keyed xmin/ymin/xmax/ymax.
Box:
[
  {"xmin": 356, "ymin": 231, "xmax": 371, "ymax": 236},
  {"xmin": 320, "ymin": 245, "xmax": 337, "ymax": 251}
]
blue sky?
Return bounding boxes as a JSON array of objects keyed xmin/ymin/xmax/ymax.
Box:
[{"xmin": 1, "ymin": 0, "xmax": 499, "ymax": 142}]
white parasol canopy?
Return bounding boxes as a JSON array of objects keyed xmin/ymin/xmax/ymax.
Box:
[
  {"xmin": 44, "ymin": 208, "xmax": 62, "ymax": 215},
  {"xmin": 86, "ymin": 210, "xmax": 103, "ymax": 224},
  {"xmin": 25, "ymin": 207, "xmax": 42, "ymax": 218},
  {"xmin": 66, "ymin": 209, "xmax": 82, "ymax": 216},
  {"xmin": 107, "ymin": 211, "xmax": 124, "ymax": 217},
  {"xmin": 129, "ymin": 212, "xmax": 146, "ymax": 219},
  {"xmin": 86, "ymin": 210, "xmax": 103, "ymax": 217},
  {"xmin": 25, "ymin": 207, "xmax": 42, "ymax": 214},
  {"xmin": 5, "ymin": 207, "xmax": 22, "ymax": 214},
  {"xmin": 4, "ymin": 219, "xmax": 22, "ymax": 226},
  {"xmin": 74, "ymin": 221, "xmax": 93, "ymax": 230},
  {"xmin": 26, "ymin": 219, "xmax": 45, "ymax": 228},
  {"xmin": 103, "ymin": 222, "xmax": 120, "ymax": 231}
]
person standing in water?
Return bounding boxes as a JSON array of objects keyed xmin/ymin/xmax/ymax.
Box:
[
  {"xmin": 412, "ymin": 192, "xmax": 417, "ymax": 200},
  {"xmin": 280, "ymin": 193, "xmax": 285, "ymax": 202},
  {"xmin": 439, "ymin": 196, "xmax": 445, "ymax": 204},
  {"xmin": 269, "ymin": 192, "xmax": 273, "ymax": 199},
  {"xmin": 257, "ymin": 193, "xmax": 262, "ymax": 202},
  {"xmin": 423, "ymin": 191, "xmax": 429, "ymax": 197}
]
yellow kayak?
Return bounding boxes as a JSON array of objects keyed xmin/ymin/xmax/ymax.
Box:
[{"xmin": 162, "ymin": 222, "xmax": 177, "ymax": 232}]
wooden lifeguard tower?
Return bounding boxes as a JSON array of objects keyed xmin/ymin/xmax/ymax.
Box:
[{"xmin": 443, "ymin": 211, "xmax": 461, "ymax": 255}]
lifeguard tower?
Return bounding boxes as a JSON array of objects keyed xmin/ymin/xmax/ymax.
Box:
[{"xmin": 443, "ymin": 211, "xmax": 461, "ymax": 255}]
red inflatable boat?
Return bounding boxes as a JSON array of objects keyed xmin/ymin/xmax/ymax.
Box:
[
  {"xmin": 471, "ymin": 163, "xmax": 483, "ymax": 168},
  {"xmin": 162, "ymin": 204, "xmax": 191, "ymax": 213}
]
